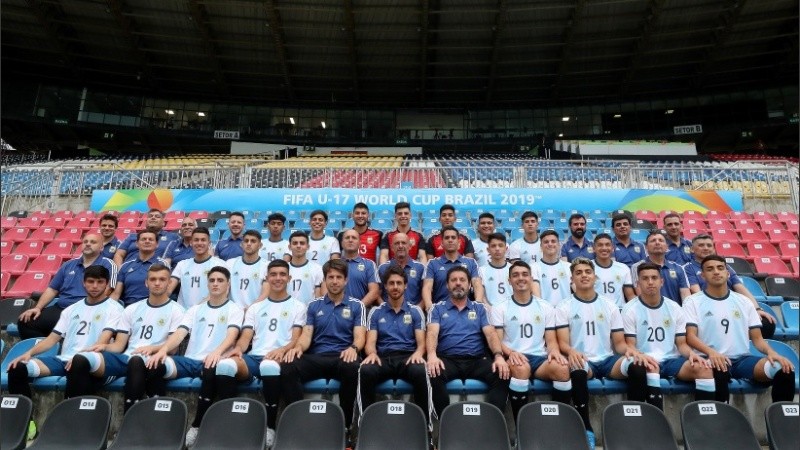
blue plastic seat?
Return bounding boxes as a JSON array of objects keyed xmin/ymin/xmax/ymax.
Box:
[
  {"xmin": 304, "ymin": 378, "xmax": 341, "ymax": 394},
  {"xmin": 1, "ymin": 338, "xmax": 61, "ymax": 389},
  {"xmin": 744, "ymin": 340, "xmax": 800, "ymax": 391},
  {"xmin": 740, "ymin": 276, "xmax": 783, "ymax": 305},
  {"xmin": 780, "ymin": 302, "xmax": 799, "ymax": 338}
]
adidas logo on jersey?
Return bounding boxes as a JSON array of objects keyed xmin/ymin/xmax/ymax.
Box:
[
  {"xmin": 641, "ymin": 320, "xmax": 648, "ymax": 326},
  {"xmin": 379, "ymin": 318, "xmax": 387, "ymax": 323},
  {"xmin": 510, "ymin": 316, "xmax": 518, "ymax": 321},
  {"xmin": 135, "ymin": 317, "xmax": 144, "ymax": 323},
  {"xmin": 72, "ymin": 314, "xmax": 81, "ymax": 320},
  {"xmin": 317, "ymin": 310, "xmax": 324, "ymax": 316},
  {"xmin": 704, "ymin": 311, "xmax": 714, "ymax": 317},
  {"xmin": 572, "ymin": 314, "xmax": 581, "ymax": 320},
  {"xmin": 199, "ymin": 317, "xmax": 206, "ymax": 323}
]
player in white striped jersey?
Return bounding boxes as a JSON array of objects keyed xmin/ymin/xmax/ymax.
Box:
[
  {"xmin": 592, "ymin": 233, "xmax": 635, "ymax": 308},
  {"xmin": 508, "ymin": 211, "xmax": 543, "ymax": 265},
  {"xmin": 8, "ymin": 266, "xmax": 123, "ymax": 401},
  {"xmin": 481, "ymin": 233, "xmax": 540, "ymax": 305},
  {"xmin": 216, "ymin": 259, "xmax": 305, "ymax": 446},
  {"xmin": 684, "ymin": 255, "xmax": 795, "ymax": 403},
  {"xmin": 491, "ymin": 261, "xmax": 572, "ymax": 426},
  {"xmin": 555, "ymin": 258, "xmax": 655, "ymax": 449},
  {"xmin": 308, "ymin": 209, "xmax": 341, "ymax": 265},
  {"xmin": 537, "ymin": 230, "xmax": 572, "ymax": 306},
  {"xmin": 168, "ymin": 227, "xmax": 226, "ymax": 308},
  {"xmin": 286, "ymin": 231, "xmax": 325, "ymax": 304},
  {"xmin": 623, "ymin": 262, "xmax": 716, "ymax": 409},
  {"xmin": 66, "ymin": 264, "xmax": 185, "ymax": 412},
  {"xmin": 472, "ymin": 212, "xmax": 499, "ymax": 267},
  {"xmin": 260, "ymin": 212, "xmax": 291, "ymax": 262},
  {"xmin": 226, "ymin": 230, "xmax": 269, "ymax": 308},
  {"xmin": 147, "ymin": 266, "xmax": 244, "ymax": 446}
]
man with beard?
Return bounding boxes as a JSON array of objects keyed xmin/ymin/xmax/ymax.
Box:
[
  {"xmin": 561, "ymin": 213, "xmax": 594, "ymax": 262},
  {"xmin": 215, "ymin": 212, "xmax": 246, "ymax": 261},
  {"xmin": 509, "ymin": 211, "xmax": 543, "ymax": 264},
  {"xmin": 339, "ymin": 202, "xmax": 382, "ymax": 263},
  {"xmin": 114, "ymin": 208, "xmax": 176, "ymax": 265}
]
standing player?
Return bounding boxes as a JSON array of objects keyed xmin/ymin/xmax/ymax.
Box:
[
  {"xmin": 168, "ymin": 227, "xmax": 226, "ymax": 308},
  {"xmin": 537, "ymin": 230, "xmax": 572, "ymax": 305},
  {"xmin": 421, "ymin": 226, "xmax": 485, "ymax": 311},
  {"xmin": 611, "ymin": 213, "xmax": 646, "ymax": 267},
  {"xmin": 482, "ymin": 233, "xmax": 541, "ymax": 305},
  {"xmin": 630, "ymin": 231, "xmax": 690, "ymax": 304},
  {"xmin": 307, "ymin": 209, "xmax": 341, "ymax": 265},
  {"xmin": 555, "ymin": 258, "xmax": 656, "ymax": 449},
  {"xmin": 226, "ymin": 230, "xmax": 270, "ymax": 309},
  {"xmin": 340, "ymin": 228, "xmax": 381, "ymax": 307},
  {"xmin": 210, "ymin": 260, "xmax": 306, "ymax": 447},
  {"xmin": 147, "ymin": 266, "xmax": 243, "ymax": 447},
  {"xmin": 65, "ymin": 264, "xmax": 185, "ymax": 411},
  {"xmin": 424, "ymin": 204, "xmax": 474, "ymax": 259},
  {"xmin": 684, "ymin": 255, "xmax": 795, "ymax": 403},
  {"xmin": 281, "ymin": 259, "xmax": 366, "ymax": 438},
  {"xmin": 592, "ymin": 233, "xmax": 635, "ymax": 309},
  {"xmin": 286, "ymin": 231, "xmax": 325, "ymax": 304},
  {"xmin": 215, "ymin": 212, "xmax": 246, "ymax": 261},
  {"xmin": 379, "ymin": 201, "xmax": 427, "ymax": 264},
  {"xmin": 561, "ymin": 213, "xmax": 594, "ymax": 262},
  {"xmin": 7, "ymin": 267, "xmax": 123, "ymax": 401},
  {"xmin": 260, "ymin": 213, "xmax": 290, "ymax": 262},
  {"xmin": 471, "ymin": 212, "xmax": 498, "ymax": 267},
  {"xmin": 492, "ymin": 261, "xmax": 573, "ymax": 424},
  {"xmin": 623, "ymin": 263, "xmax": 717, "ymax": 409},
  {"xmin": 343, "ymin": 202, "xmax": 382, "ymax": 263},
  {"xmin": 377, "ymin": 232, "xmax": 425, "ymax": 305},
  {"xmin": 509, "ymin": 211, "xmax": 543, "ymax": 265},
  {"xmin": 358, "ymin": 266, "xmax": 428, "ymax": 417}
]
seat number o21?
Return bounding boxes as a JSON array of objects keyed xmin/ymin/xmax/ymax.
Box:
[
  {"xmin": 623, "ymin": 405, "xmax": 641, "ymax": 416},
  {"xmin": 463, "ymin": 404, "xmax": 481, "ymax": 416}
]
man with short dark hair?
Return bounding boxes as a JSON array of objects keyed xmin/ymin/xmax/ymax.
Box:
[
  {"xmin": 308, "ymin": 209, "xmax": 341, "ymax": 265},
  {"xmin": 537, "ymin": 230, "xmax": 572, "ymax": 306},
  {"xmin": 611, "ymin": 213, "xmax": 646, "ymax": 267},
  {"xmin": 379, "ymin": 201, "xmax": 427, "ymax": 264},
  {"xmin": 215, "ymin": 212, "xmax": 246, "ymax": 261},
  {"xmin": 113, "ymin": 208, "xmax": 176, "ymax": 266},
  {"xmin": 112, "ymin": 230, "xmax": 170, "ymax": 306},
  {"xmin": 226, "ymin": 229, "xmax": 269, "ymax": 309},
  {"xmin": 509, "ymin": 210, "xmax": 543, "ymax": 264},
  {"xmin": 481, "ymin": 232, "xmax": 541, "ymax": 304},
  {"xmin": 286, "ymin": 231, "xmax": 325, "ymax": 303},
  {"xmin": 98, "ymin": 214, "xmax": 121, "ymax": 260},
  {"xmin": 340, "ymin": 202, "xmax": 382, "ymax": 263},
  {"xmin": 663, "ymin": 213, "xmax": 693, "ymax": 265},
  {"xmin": 631, "ymin": 231, "xmax": 690, "ymax": 304},
  {"xmin": 422, "ymin": 226, "xmax": 484, "ymax": 311},
  {"xmin": 168, "ymin": 227, "xmax": 226, "ymax": 308},
  {"xmin": 592, "ymin": 233, "xmax": 635, "ymax": 308},
  {"xmin": 260, "ymin": 213, "xmax": 290, "ymax": 262},
  {"xmin": 472, "ymin": 212, "xmax": 498, "ymax": 266},
  {"xmin": 424, "ymin": 204, "xmax": 474, "ymax": 259},
  {"xmin": 561, "ymin": 213, "xmax": 594, "ymax": 262}
]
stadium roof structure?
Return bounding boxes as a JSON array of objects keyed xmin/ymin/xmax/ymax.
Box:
[{"xmin": 1, "ymin": 0, "xmax": 798, "ymax": 109}]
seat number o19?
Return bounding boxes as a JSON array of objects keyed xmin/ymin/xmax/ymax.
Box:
[
  {"xmin": 623, "ymin": 405, "xmax": 642, "ymax": 416},
  {"xmin": 309, "ymin": 402, "xmax": 327, "ymax": 414},
  {"xmin": 231, "ymin": 401, "xmax": 249, "ymax": 413},
  {"xmin": 782, "ymin": 405, "xmax": 799, "ymax": 416},
  {"xmin": 1, "ymin": 397, "xmax": 19, "ymax": 408},
  {"xmin": 154, "ymin": 400, "xmax": 173, "ymax": 412},
  {"xmin": 540, "ymin": 404, "xmax": 559, "ymax": 416},
  {"xmin": 79, "ymin": 399, "xmax": 97, "ymax": 410},
  {"xmin": 387, "ymin": 403, "xmax": 405, "ymax": 415},
  {"xmin": 463, "ymin": 404, "xmax": 481, "ymax": 416},
  {"xmin": 698, "ymin": 403, "xmax": 717, "ymax": 415}
]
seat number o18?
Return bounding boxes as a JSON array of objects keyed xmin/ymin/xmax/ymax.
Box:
[
  {"xmin": 541, "ymin": 404, "xmax": 559, "ymax": 416},
  {"xmin": 309, "ymin": 402, "xmax": 327, "ymax": 414},
  {"xmin": 698, "ymin": 403, "xmax": 717, "ymax": 415},
  {"xmin": 231, "ymin": 401, "xmax": 249, "ymax": 413},
  {"xmin": 623, "ymin": 405, "xmax": 642, "ymax": 416},
  {"xmin": 387, "ymin": 403, "xmax": 405, "ymax": 415},
  {"xmin": 463, "ymin": 404, "xmax": 481, "ymax": 416}
]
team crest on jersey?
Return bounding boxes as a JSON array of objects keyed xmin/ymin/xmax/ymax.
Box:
[
  {"xmin": 467, "ymin": 311, "xmax": 477, "ymax": 320},
  {"xmin": 204, "ymin": 270, "xmax": 211, "ymax": 276},
  {"xmin": 615, "ymin": 275, "xmax": 622, "ymax": 282},
  {"xmin": 219, "ymin": 315, "xmax": 226, "ymax": 323},
  {"xmin": 409, "ymin": 238, "xmax": 416, "ymax": 246},
  {"xmin": 281, "ymin": 311, "xmax": 289, "ymax": 318},
  {"xmin": 252, "ymin": 273, "xmax": 260, "ymax": 280},
  {"xmin": 634, "ymin": 247, "xmax": 641, "ymax": 253},
  {"xmin": 161, "ymin": 236, "xmax": 167, "ymax": 241},
  {"xmin": 668, "ymin": 270, "xmax": 677, "ymax": 279},
  {"xmin": 663, "ymin": 319, "xmax": 671, "ymax": 328},
  {"xmin": 534, "ymin": 315, "xmax": 542, "ymax": 324},
  {"xmin": 109, "ymin": 246, "xmax": 117, "ymax": 253},
  {"xmin": 559, "ymin": 271, "xmax": 566, "ymax": 278},
  {"xmin": 357, "ymin": 263, "xmax": 365, "ymax": 271},
  {"xmin": 403, "ymin": 314, "xmax": 412, "ymax": 324},
  {"xmin": 342, "ymin": 308, "xmax": 351, "ymax": 319},
  {"xmin": 461, "ymin": 263, "xmax": 467, "ymax": 268},
  {"xmin": 367, "ymin": 237, "xmax": 373, "ymax": 244},
  {"xmin": 409, "ymin": 269, "xmax": 417, "ymax": 278},
  {"xmin": 69, "ymin": 270, "xmax": 76, "ymax": 275},
  {"xmin": 94, "ymin": 313, "xmax": 102, "ymax": 321},
  {"xmin": 733, "ymin": 310, "xmax": 742, "ymax": 319},
  {"xmin": 588, "ymin": 247, "xmax": 594, "ymax": 253},
  {"xmin": 597, "ymin": 313, "xmax": 605, "ymax": 321},
  {"xmin": 683, "ymin": 247, "xmax": 691, "ymax": 253}
]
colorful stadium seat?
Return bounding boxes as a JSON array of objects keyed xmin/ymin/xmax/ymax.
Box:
[
  {"xmin": 4, "ymin": 227, "xmax": 29, "ymax": 243},
  {"xmin": 746, "ymin": 242, "xmax": 780, "ymax": 260},
  {"xmin": 753, "ymin": 257, "xmax": 793, "ymax": 278},
  {"xmin": 42, "ymin": 240, "xmax": 74, "ymax": 259},
  {"xmin": 3, "ymin": 272, "xmax": 51, "ymax": 298},
  {"xmin": 54, "ymin": 227, "xmax": 84, "ymax": 244},
  {"xmin": 29, "ymin": 227, "xmax": 57, "ymax": 243},
  {"xmin": 1, "ymin": 254, "xmax": 29, "ymax": 276},
  {"xmin": 715, "ymin": 242, "xmax": 747, "ymax": 260},
  {"xmin": 28, "ymin": 254, "xmax": 64, "ymax": 275},
  {"xmin": 14, "ymin": 240, "xmax": 43, "ymax": 258}
]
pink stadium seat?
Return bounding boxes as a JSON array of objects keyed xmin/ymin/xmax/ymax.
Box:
[
  {"xmin": 42, "ymin": 240, "xmax": 74, "ymax": 259},
  {"xmin": 1, "ymin": 254, "xmax": 29, "ymax": 276},
  {"xmin": 27, "ymin": 211, "xmax": 51, "ymax": 221},
  {"xmin": 4, "ymin": 227, "xmax": 30, "ymax": 243},
  {"xmin": 683, "ymin": 228, "xmax": 705, "ymax": 240},
  {"xmin": 727, "ymin": 211, "xmax": 751, "ymax": 220},
  {"xmin": 780, "ymin": 219, "xmax": 798, "ymax": 234},
  {"xmin": 15, "ymin": 240, "xmax": 43, "ymax": 258},
  {"xmin": 3, "ymin": 272, "xmax": 51, "ymax": 298},
  {"xmin": 118, "ymin": 216, "xmax": 142, "ymax": 229},
  {"xmin": 16, "ymin": 216, "xmax": 44, "ymax": 229},
  {"xmin": 765, "ymin": 229, "xmax": 794, "ymax": 245},
  {"xmin": 73, "ymin": 210, "xmax": 96, "ymax": 220},
  {"xmin": 66, "ymin": 217, "xmax": 94, "ymax": 231},
  {"xmin": 635, "ymin": 210, "xmax": 658, "ymax": 223},
  {"xmin": 753, "ymin": 257, "xmax": 792, "ymax": 277},
  {"xmin": 1, "ymin": 216, "xmax": 17, "ymax": 230},
  {"xmin": 51, "ymin": 210, "xmax": 73, "ymax": 220},
  {"xmin": 710, "ymin": 229, "xmax": 739, "ymax": 244},
  {"xmin": 29, "ymin": 227, "xmax": 57, "ymax": 243},
  {"xmin": 791, "ymin": 257, "xmax": 800, "ymax": 278},
  {"xmin": 778, "ymin": 241, "xmax": 799, "ymax": 261},
  {"xmin": 731, "ymin": 219, "xmax": 757, "ymax": 231},
  {"xmin": 746, "ymin": 242, "xmax": 780, "ymax": 260},
  {"xmin": 119, "ymin": 210, "xmax": 141, "ymax": 220},
  {"xmin": 28, "ymin": 254, "xmax": 64, "ymax": 275},
  {"xmin": 752, "ymin": 211, "xmax": 776, "ymax": 222},
  {"xmin": 188, "ymin": 210, "xmax": 209, "ymax": 219},
  {"xmin": 115, "ymin": 228, "xmax": 136, "ymax": 241},
  {"xmin": 705, "ymin": 210, "xmax": 726, "ymax": 221},
  {"xmin": 99, "ymin": 210, "xmax": 119, "ymax": 217},
  {"xmin": 0, "ymin": 272, "xmax": 9, "ymax": 296},
  {"xmin": 683, "ymin": 210, "xmax": 704, "ymax": 220},
  {"xmin": 54, "ymin": 228, "xmax": 84, "ymax": 244},
  {"xmin": 739, "ymin": 228, "xmax": 770, "ymax": 244},
  {"xmin": 682, "ymin": 219, "xmax": 706, "ymax": 231},
  {"xmin": 776, "ymin": 211, "xmax": 798, "ymax": 222},
  {"xmin": 757, "ymin": 220, "xmax": 785, "ymax": 233},
  {"xmin": 715, "ymin": 242, "xmax": 748, "ymax": 260},
  {"xmin": 0, "ymin": 240, "xmax": 11, "ymax": 257},
  {"xmin": 164, "ymin": 210, "xmax": 185, "ymax": 221},
  {"xmin": 707, "ymin": 219, "xmax": 734, "ymax": 230},
  {"xmin": 164, "ymin": 218, "xmax": 182, "ymax": 231}
]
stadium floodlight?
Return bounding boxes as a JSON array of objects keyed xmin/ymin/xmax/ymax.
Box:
[
  {"xmin": 197, "ymin": 112, "xmax": 206, "ymax": 117},
  {"xmin": 558, "ymin": 133, "xmax": 564, "ymax": 137},
  {"xmin": 613, "ymin": 114, "xmax": 622, "ymax": 118},
  {"xmin": 321, "ymin": 121, "xmax": 326, "ymax": 129},
  {"xmin": 165, "ymin": 109, "xmax": 175, "ymax": 115},
  {"xmin": 561, "ymin": 116, "xmax": 570, "ymax": 122},
  {"xmin": 289, "ymin": 117, "xmax": 295, "ymax": 125},
  {"xmin": 665, "ymin": 109, "xmax": 674, "ymax": 114}
]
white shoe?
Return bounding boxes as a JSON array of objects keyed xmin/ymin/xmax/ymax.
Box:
[
  {"xmin": 185, "ymin": 427, "xmax": 199, "ymax": 447},
  {"xmin": 265, "ymin": 428, "xmax": 276, "ymax": 448}
]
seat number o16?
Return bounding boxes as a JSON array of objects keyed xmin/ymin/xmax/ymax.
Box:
[
  {"xmin": 698, "ymin": 403, "xmax": 717, "ymax": 415},
  {"xmin": 79, "ymin": 399, "xmax": 97, "ymax": 410},
  {"xmin": 387, "ymin": 403, "xmax": 405, "ymax": 415},
  {"xmin": 623, "ymin": 405, "xmax": 642, "ymax": 416},
  {"xmin": 463, "ymin": 404, "xmax": 481, "ymax": 416},
  {"xmin": 231, "ymin": 401, "xmax": 249, "ymax": 413},
  {"xmin": 309, "ymin": 402, "xmax": 327, "ymax": 414},
  {"xmin": 541, "ymin": 404, "xmax": 559, "ymax": 416}
]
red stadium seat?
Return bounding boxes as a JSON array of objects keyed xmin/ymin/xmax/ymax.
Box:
[
  {"xmin": 54, "ymin": 228, "xmax": 84, "ymax": 244},
  {"xmin": 42, "ymin": 216, "xmax": 69, "ymax": 229},
  {"xmin": 3, "ymin": 272, "xmax": 51, "ymax": 299},
  {"xmin": 119, "ymin": 211, "xmax": 141, "ymax": 220},
  {"xmin": 715, "ymin": 242, "xmax": 748, "ymax": 260},
  {"xmin": 778, "ymin": 241, "xmax": 799, "ymax": 261},
  {"xmin": 765, "ymin": 229, "xmax": 794, "ymax": 245},
  {"xmin": 683, "ymin": 228, "xmax": 705, "ymax": 240},
  {"xmin": 780, "ymin": 219, "xmax": 798, "ymax": 234},
  {"xmin": 753, "ymin": 257, "xmax": 792, "ymax": 277},
  {"xmin": 164, "ymin": 210, "xmax": 185, "ymax": 221},
  {"xmin": 164, "ymin": 219, "xmax": 182, "ymax": 231},
  {"xmin": 739, "ymin": 228, "xmax": 770, "ymax": 244},
  {"xmin": 28, "ymin": 254, "xmax": 64, "ymax": 275},
  {"xmin": 115, "ymin": 228, "xmax": 136, "ymax": 241},
  {"xmin": 66, "ymin": 217, "xmax": 94, "ymax": 231},
  {"xmin": 51, "ymin": 210, "xmax": 74, "ymax": 220},
  {"xmin": 727, "ymin": 211, "xmax": 751, "ymax": 220},
  {"xmin": 99, "ymin": 210, "xmax": 119, "ymax": 217},
  {"xmin": 15, "ymin": 240, "xmax": 44, "ymax": 258},
  {"xmin": 0, "ymin": 272, "xmax": 9, "ymax": 296},
  {"xmin": 4, "ymin": 227, "xmax": 30, "ymax": 243},
  {"xmin": 635, "ymin": 210, "xmax": 658, "ymax": 224},
  {"xmin": 752, "ymin": 211, "xmax": 776, "ymax": 222},
  {"xmin": 682, "ymin": 219, "xmax": 706, "ymax": 231},
  {"xmin": 0, "ymin": 240, "xmax": 11, "ymax": 257},
  {"xmin": 15, "ymin": 217, "xmax": 43, "ymax": 229},
  {"xmin": 757, "ymin": 220, "xmax": 785, "ymax": 233},
  {"xmin": 746, "ymin": 242, "xmax": 780, "ymax": 260},
  {"xmin": 1, "ymin": 216, "xmax": 17, "ymax": 230},
  {"xmin": 42, "ymin": 240, "xmax": 74, "ymax": 259},
  {"xmin": 1, "ymin": 254, "xmax": 29, "ymax": 276},
  {"xmin": 683, "ymin": 210, "xmax": 704, "ymax": 221},
  {"xmin": 707, "ymin": 219, "xmax": 734, "ymax": 230},
  {"xmin": 118, "ymin": 217, "xmax": 142, "ymax": 229},
  {"xmin": 710, "ymin": 229, "xmax": 739, "ymax": 244},
  {"xmin": 791, "ymin": 257, "xmax": 800, "ymax": 278},
  {"xmin": 73, "ymin": 210, "xmax": 96, "ymax": 220},
  {"xmin": 188, "ymin": 210, "xmax": 209, "ymax": 219},
  {"xmin": 27, "ymin": 211, "xmax": 51, "ymax": 221},
  {"xmin": 705, "ymin": 210, "xmax": 726, "ymax": 221},
  {"xmin": 731, "ymin": 219, "xmax": 757, "ymax": 231},
  {"xmin": 776, "ymin": 211, "xmax": 798, "ymax": 222},
  {"xmin": 29, "ymin": 227, "xmax": 57, "ymax": 243}
]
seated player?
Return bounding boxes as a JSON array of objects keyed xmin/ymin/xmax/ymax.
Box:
[
  {"xmin": 146, "ymin": 266, "xmax": 244, "ymax": 446},
  {"xmin": 623, "ymin": 262, "xmax": 717, "ymax": 409},
  {"xmin": 684, "ymin": 255, "xmax": 795, "ymax": 403}
]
